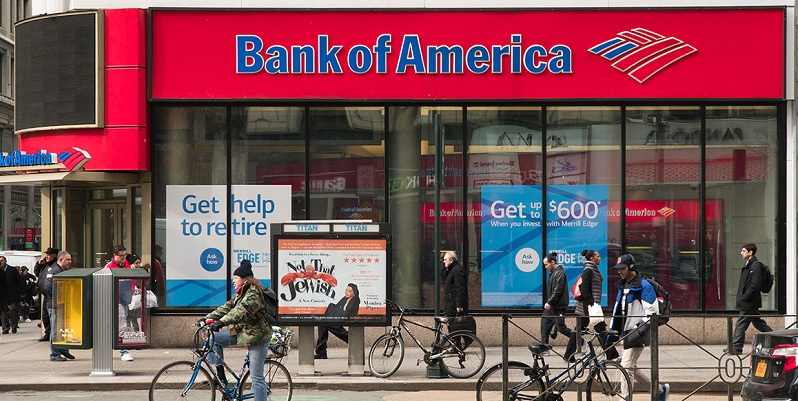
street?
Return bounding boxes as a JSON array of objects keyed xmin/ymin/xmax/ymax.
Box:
[{"xmin": 0, "ymin": 389, "xmax": 742, "ymax": 401}]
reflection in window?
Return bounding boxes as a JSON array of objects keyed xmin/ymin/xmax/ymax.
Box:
[
  {"xmin": 625, "ymin": 106, "xmax": 702, "ymax": 310},
  {"xmin": 705, "ymin": 106, "xmax": 778, "ymax": 311},
  {"xmin": 308, "ymin": 107, "xmax": 385, "ymax": 222}
]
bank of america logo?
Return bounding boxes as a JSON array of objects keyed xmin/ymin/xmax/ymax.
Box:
[
  {"xmin": 57, "ymin": 147, "xmax": 91, "ymax": 171},
  {"xmin": 658, "ymin": 207, "xmax": 677, "ymax": 218},
  {"xmin": 588, "ymin": 28, "xmax": 697, "ymax": 83}
]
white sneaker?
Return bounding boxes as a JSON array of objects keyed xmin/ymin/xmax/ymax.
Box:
[
  {"xmin": 25, "ymin": 319, "xmax": 31, "ymax": 323},
  {"xmin": 121, "ymin": 353, "xmax": 134, "ymax": 362}
]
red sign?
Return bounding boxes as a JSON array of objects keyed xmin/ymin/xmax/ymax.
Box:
[{"xmin": 152, "ymin": 9, "xmax": 784, "ymax": 100}]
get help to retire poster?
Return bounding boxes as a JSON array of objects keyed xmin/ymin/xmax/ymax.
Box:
[
  {"xmin": 165, "ymin": 185, "xmax": 291, "ymax": 307},
  {"xmin": 481, "ymin": 185, "xmax": 608, "ymax": 306}
]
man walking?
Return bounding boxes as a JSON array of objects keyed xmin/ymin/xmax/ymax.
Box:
[
  {"xmin": 541, "ymin": 252, "xmax": 572, "ymax": 347},
  {"xmin": 0, "ymin": 256, "xmax": 24, "ymax": 334},
  {"xmin": 442, "ymin": 251, "xmax": 468, "ymax": 317},
  {"xmin": 610, "ymin": 254, "xmax": 669, "ymax": 401},
  {"xmin": 727, "ymin": 243, "xmax": 772, "ymax": 355},
  {"xmin": 45, "ymin": 251, "xmax": 75, "ymax": 361}
]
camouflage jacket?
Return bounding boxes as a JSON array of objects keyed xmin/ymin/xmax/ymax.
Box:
[{"xmin": 206, "ymin": 284, "xmax": 270, "ymax": 345}]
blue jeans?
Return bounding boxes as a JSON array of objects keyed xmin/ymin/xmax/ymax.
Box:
[
  {"xmin": 47, "ymin": 304, "xmax": 66, "ymax": 358},
  {"xmin": 208, "ymin": 330, "xmax": 268, "ymax": 401}
]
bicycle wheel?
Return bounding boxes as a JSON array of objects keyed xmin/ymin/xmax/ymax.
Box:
[
  {"xmin": 438, "ymin": 331, "xmax": 486, "ymax": 379},
  {"xmin": 368, "ymin": 332, "xmax": 405, "ymax": 378},
  {"xmin": 586, "ymin": 360, "xmax": 632, "ymax": 401},
  {"xmin": 149, "ymin": 360, "xmax": 216, "ymax": 401},
  {"xmin": 476, "ymin": 361, "xmax": 544, "ymax": 401},
  {"xmin": 240, "ymin": 359, "xmax": 293, "ymax": 401}
]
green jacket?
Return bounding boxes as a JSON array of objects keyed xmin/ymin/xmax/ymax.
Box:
[{"xmin": 206, "ymin": 284, "xmax": 270, "ymax": 345}]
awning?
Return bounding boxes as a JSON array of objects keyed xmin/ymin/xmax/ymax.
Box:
[{"xmin": 0, "ymin": 171, "xmax": 141, "ymax": 185}]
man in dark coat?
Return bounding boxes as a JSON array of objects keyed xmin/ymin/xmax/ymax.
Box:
[
  {"xmin": 728, "ymin": 243, "xmax": 772, "ymax": 355},
  {"xmin": 442, "ymin": 251, "xmax": 468, "ymax": 317},
  {"xmin": 541, "ymin": 252, "xmax": 572, "ymax": 345},
  {"xmin": 0, "ymin": 256, "xmax": 24, "ymax": 334},
  {"xmin": 45, "ymin": 251, "xmax": 75, "ymax": 361},
  {"xmin": 34, "ymin": 247, "xmax": 59, "ymax": 341}
]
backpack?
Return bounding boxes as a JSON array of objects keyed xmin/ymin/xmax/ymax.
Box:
[
  {"xmin": 261, "ymin": 287, "xmax": 279, "ymax": 326},
  {"xmin": 643, "ymin": 277, "xmax": 671, "ymax": 326},
  {"xmin": 571, "ymin": 276, "xmax": 583, "ymax": 302},
  {"xmin": 757, "ymin": 262, "xmax": 774, "ymax": 293}
]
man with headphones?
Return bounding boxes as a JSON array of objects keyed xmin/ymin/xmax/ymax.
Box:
[{"xmin": 609, "ymin": 254, "xmax": 669, "ymax": 401}]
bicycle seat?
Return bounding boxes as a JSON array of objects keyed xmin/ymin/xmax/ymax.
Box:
[
  {"xmin": 527, "ymin": 342, "xmax": 553, "ymax": 355},
  {"xmin": 434, "ymin": 316, "xmax": 450, "ymax": 324}
]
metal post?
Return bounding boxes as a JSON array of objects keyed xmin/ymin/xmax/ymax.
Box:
[
  {"xmin": 298, "ymin": 326, "xmax": 318, "ymax": 376},
  {"xmin": 346, "ymin": 326, "xmax": 365, "ymax": 376},
  {"xmin": 502, "ymin": 314, "xmax": 508, "ymax": 401},
  {"xmin": 433, "ymin": 112, "xmax": 443, "ymax": 315},
  {"xmin": 650, "ymin": 316, "xmax": 659, "ymax": 401},
  {"xmin": 90, "ymin": 268, "xmax": 114, "ymax": 376}
]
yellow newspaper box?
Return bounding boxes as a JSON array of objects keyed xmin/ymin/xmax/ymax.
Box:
[
  {"xmin": 112, "ymin": 268, "xmax": 152, "ymax": 350},
  {"xmin": 51, "ymin": 268, "xmax": 101, "ymax": 348}
]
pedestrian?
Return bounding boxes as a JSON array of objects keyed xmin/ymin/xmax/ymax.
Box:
[
  {"xmin": 726, "ymin": 243, "xmax": 773, "ymax": 355},
  {"xmin": 126, "ymin": 254, "xmax": 143, "ymax": 332},
  {"xmin": 45, "ymin": 251, "xmax": 75, "ymax": 361},
  {"xmin": 609, "ymin": 254, "xmax": 669, "ymax": 401},
  {"xmin": 105, "ymin": 244, "xmax": 134, "ymax": 361},
  {"xmin": 200, "ymin": 259, "xmax": 270, "ymax": 401},
  {"xmin": 314, "ymin": 283, "xmax": 360, "ymax": 359},
  {"xmin": 566, "ymin": 249, "xmax": 617, "ymax": 361},
  {"xmin": 19, "ymin": 266, "xmax": 36, "ymax": 323},
  {"xmin": 541, "ymin": 252, "xmax": 572, "ymax": 348},
  {"xmin": 34, "ymin": 247, "xmax": 59, "ymax": 342},
  {"xmin": 0, "ymin": 256, "xmax": 24, "ymax": 334},
  {"xmin": 442, "ymin": 251, "xmax": 468, "ymax": 317},
  {"xmin": 151, "ymin": 244, "xmax": 166, "ymax": 300}
]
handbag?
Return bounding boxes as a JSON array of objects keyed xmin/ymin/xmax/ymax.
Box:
[
  {"xmin": 130, "ymin": 288, "xmax": 142, "ymax": 310},
  {"xmin": 448, "ymin": 315, "xmax": 477, "ymax": 334},
  {"xmin": 588, "ymin": 303, "xmax": 604, "ymax": 327},
  {"xmin": 146, "ymin": 290, "xmax": 158, "ymax": 308},
  {"xmin": 572, "ymin": 276, "xmax": 583, "ymax": 302}
]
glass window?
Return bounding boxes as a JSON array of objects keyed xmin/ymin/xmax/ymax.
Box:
[
  {"xmin": 232, "ymin": 106, "xmax": 306, "ymax": 220},
  {"xmin": 625, "ymin": 106, "xmax": 702, "ymax": 310},
  {"xmin": 467, "ymin": 107, "xmax": 542, "ymax": 309},
  {"xmin": 548, "ymin": 106, "xmax": 622, "ymax": 308},
  {"xmin": 151, "ymin": 106, "xmax": 228, "ymax": 308},
  {"xmin": 387, "ymin": 106, "xmax": 463, "ymax": 309},
  {"xmin": 705, "ymin": 106, "xmax": 778, "ymax": 311},
  {"xmin": 308, "ymin": 107, "xmax": 385, "ymax": 222}
]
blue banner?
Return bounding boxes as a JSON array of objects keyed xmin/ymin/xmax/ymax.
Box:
[
  {"xmin": 481, "ymin": 186, "xmax": 544, "ymax": 306},
  {"xmin": 480, "ymin": 184, "xmax": 608, "ymax": 306},
  {"xmin": 546, "ymin": 185, "xmax": 609, "ymax": 305}
]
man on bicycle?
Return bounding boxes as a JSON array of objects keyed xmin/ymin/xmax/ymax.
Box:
[
  {"xmin": 201, "ymin": 259, "xmax": 271, "ymax": 401},
  {"xmin": 609, "ymin": 254, "xmax": 669, "ymax": 401}
]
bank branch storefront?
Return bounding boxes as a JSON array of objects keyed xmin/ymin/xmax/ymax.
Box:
[{"xmin": 16, "ymin": 7, "xmax": 788, "ymax": 333}]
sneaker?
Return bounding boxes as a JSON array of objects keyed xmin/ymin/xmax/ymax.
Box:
[
  {"xmin": 120, "ymin": 353, "xmax": 134, "ymax": 362},
  {"xmin": 25, "ymin": 319, "xmax": 31, "ymax": 323},
  {"xmin": 658, "ymin": 383, "xmax": 670, "ymax": 401},
  {"xmin": 61, "ymin": 351, "xmax": 75, "ymax": 360},
  {"xmin": 50, "ymin": 355, "xmax": 67, "ymax": 362},
  {"xmin": 540, "ymin": 350, "xmax": 550, "ymax": 357}
]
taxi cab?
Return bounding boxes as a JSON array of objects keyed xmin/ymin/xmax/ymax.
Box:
[{"xmin": 741, "ymin": 329, "xmax": 798, "ymax": 401}]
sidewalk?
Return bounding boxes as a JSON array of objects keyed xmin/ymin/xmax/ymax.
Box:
[{"xmin": 0, "ymin": 320, "xmax": 748, "ymax": 394}]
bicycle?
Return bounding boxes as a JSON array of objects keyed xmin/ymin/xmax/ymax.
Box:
[
  {"xmin": 149, "ymin": 323, "xmax": 294, "ymax": 401},
  {"xmin": 368, "ymin": 299, "xmax": 486, "ymax": 379},
  {"xmin": 475, "ymin": 328, "xmax": 632, "ymax": 401}
]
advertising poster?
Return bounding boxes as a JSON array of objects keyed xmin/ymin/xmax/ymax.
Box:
[
  {"xmin": 481, "ymin": 185, "xmax": 544, "ymax": 306},
  {"xmin": 480, "ymin": 184, "xmax": 608, "ymax": 306},
  {"xmin": 275, "ymin": 238, "xmax": 387, "ymax": 325},
  {"xmin": 546, "ymin": 185, "xmax": 609, "ymax": 305},
  {"xmin": 166, "ymin": 185, "xmax": 291, "ymax": 307}
]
